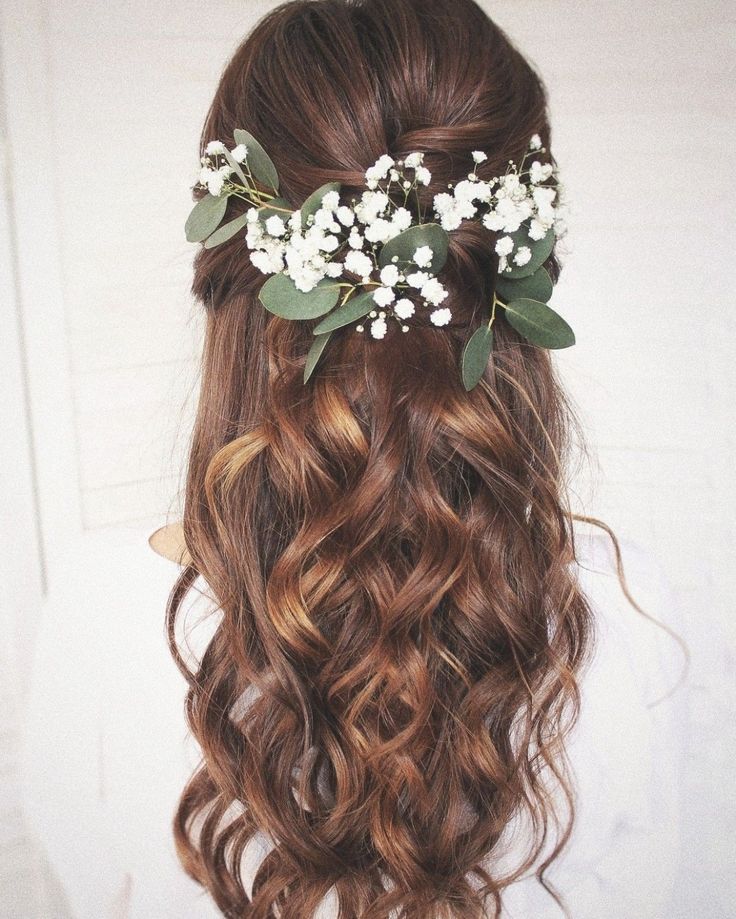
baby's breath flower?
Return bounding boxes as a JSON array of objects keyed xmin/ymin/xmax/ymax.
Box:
[
  {"xmin": 513, "ymin": 246, "xmax": 532, "ymax": 266},
  {"xmin": 421, "ymin": 277, "xmax": 448, "ymax": 306},
  {"xmin": 265, "ymin": 215, "xmax": 287, "ymax": 237},
  {"xmin": 394, "ymin": 298, "xmax": 415, "ymax": 319},
  {"xmin": 373, "ymin": 286, "xmax": 396, "ymax": 307},
  {"xmin": 430, "ymin": 307, "xmax": 452, "ymax": 326},
  {"xmin": 321, "ymin": 190, "xmax": 340, "ymax": 211},
  {"xmin": 345, "ymin": 250, "xmax": 373, "ymax": 277},
  {"xmin": 336, "ymin": 205, "xmax": 355, "ymax": 227},
  {"xmin": 472, "ymin": 151, "xmax": 488, "ymax": 164},
  {"xmin": 529, "ymin": 134, "xmax": 542, "ymax": 150},
  {"xmin": 412, "ymin": 246, "xmax": 433, "ymax": 269},
  {"xmin": 494, "ymin": 236, "xmax": 514, "ymax": 257},
  {"xmin": 404, "ymin": 152, "xmax": 424, "ymax": 169},
  {"xmin": 380, "ymin": 264, "xmax": 400, "ymax": 287},
  {"xmin": 370, "ymin": 317, "xmax": 388, "ymax": 339},
  {"xmin": 415, "ymin": 166, "xmax": 432, "ymax": 185},
  {"xmin": 406, "ymin": 270, "xmax": 431, "ymax": 289},
  {"xmin": 205, "ymin": 140, "xmax": 225, "ymax": 156},
  {"xmin": 231, "ymin": 143, "xmax": 248, "ymax": 163}
]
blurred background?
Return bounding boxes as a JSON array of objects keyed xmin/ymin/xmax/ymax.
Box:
[{"xmin": 1, "ymin": 0, "xmax": 734, "ymax": 916}]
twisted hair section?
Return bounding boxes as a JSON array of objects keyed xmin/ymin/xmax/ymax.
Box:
[{"xmin": 167, "ymin": 1, "xmax": 611, "ymax": 916}]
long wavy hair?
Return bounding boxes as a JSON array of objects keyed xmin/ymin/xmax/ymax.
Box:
[{"xmin": 167, "ymin": 1, "xmax": 610, "ymax": 916}]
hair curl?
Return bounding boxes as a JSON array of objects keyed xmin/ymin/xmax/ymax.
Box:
[{"xmin": 167, "ymin": 1, "xmax": 605, "ymax": 916}]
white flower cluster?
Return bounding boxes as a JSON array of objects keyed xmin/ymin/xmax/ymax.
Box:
[
  {"xmin": 194, "ymin": 133, "xmax": 562, "ymax": 340},
  {"xmin": 242, "ymin": 153, "xmax": 450, "ymax": 338},
  {"xmin": 432, "ymin": 135, "xmax": 563, "ymax": 274},
  {"xmin": 196, "ymin": 140, "xmax": 247, "ymax": 196}
]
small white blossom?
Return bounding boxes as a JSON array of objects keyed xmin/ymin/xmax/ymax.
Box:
[
  {"xmin": 391, "ymin": 207, "xmax": 413, "ymax": 233},
  {"xmin": 365, "ymin": 154, "xmax": 395, "ymax": 185},
  {"xmin": 394, "ymin": 298, "xmax": 415, "ymax": 319},
  {"xmin": 318, "ymin": 234, "xmax": 340, "ymax": 252},
  {"xmin": 265, "ymin": 215, "xmax": 287, "ymax": 237},
  {"xmin": 373, "ymin": 286, "xmax": 396, "ymax": 307},
  {"xmin": 529, "ymin": 160, "xmax": 554, "ymax": 184},
  {"xmin": 345, "ymin": 250, "xmax": 373, "ymax": 277},
  {"xmin": 495, "ymin": 235, "xmax": 514, "ymax": 257},
  {"xmin": 421, "ymin": 277, "xmax": 448, "ymax": 306},
  {"xmin": 336, "ymin": 205, "xmax": 355, "ymax": 227},
  {"xmin": 529, "ymin": 134, "xmax": 542, "ymax": 150},
  {"xmin": 472, "ymin": 150, "xmax": 488, "ymax": 164},
  {"xmin": 325, "ymin": 262, "xmax": 343, "ymax": 278},
  {"xmin": 321, "ymin": 190, "xmax": 340, "ymax": 211},
  {"xmin": 205, "ymin": 140, "xmax": 225, "ymax": 156},
  {"xmin": 528, "ymin": 219, "xmax": 548, "ymax": 241},
  {"xmin": 513, "ymin": 246, "xmax": 532, "ymax": 266},
  {"xmin": 404, "ymin": 152, "xmax": 424, "ymax": 169},
  {"xmin": 314, "ymin": 209, "xmax": 341, "ymax": 232},
  {"xmin": 231, "ymin": 143, "xmax": 248, "ymax": 163},
  {"xmin": 415, "ymin": 166, "xmax": 432, "ymax": 185},
  {"xmin": 380, "ymin": 264, "xmax": 400, "ymax": 287},
  {"xmin": 389, "ymin": 168, "xmax": 400, "ymax": 182},
  {"xmin": 370, "ymin": 317, "xmax": 388, "ymax": 339},
  {"xmin": 407, "ymin": 270, "xmax": 431, "ymax": 289},
  {"xmin": 206, "ymin": 171, "xmax": 226, "ymax": 196},
  {"xmin": 348, "ymin": 230, "xmax": 364, "ymax": 250},
  {"xmin": 364, "ymin": 218, "xmax": 394, "ymax": 244},
  {"xmin": 430, "ymin": 307, "xmax": 452, "ymax": 326},
  {"xmin": 412, "ymin": 245, "xmax": 433, "ymax": 268}
]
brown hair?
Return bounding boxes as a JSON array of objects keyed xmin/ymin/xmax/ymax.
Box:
[{"xmin": 168, "ymin": 1, "xmax": 602, "ymax": 915}]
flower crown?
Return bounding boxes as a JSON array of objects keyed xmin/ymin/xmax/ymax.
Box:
[{"xmin": 185, "ymin": 130, "xmax": 574, "ymax": 389}]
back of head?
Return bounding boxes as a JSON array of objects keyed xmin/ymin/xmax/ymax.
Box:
[{"xmin": 169, "ymin": 1, "xmax": 594, "ymax": 916}]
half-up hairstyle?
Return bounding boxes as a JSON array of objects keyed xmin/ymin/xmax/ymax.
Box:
[{"xmin": 168, "ymin": 1, "xmax": 598, "ymax": 916}]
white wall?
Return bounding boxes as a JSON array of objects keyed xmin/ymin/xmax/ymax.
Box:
[{"xmin": 1, "ymin": 0, "xmax": 733, "ymax": 916}]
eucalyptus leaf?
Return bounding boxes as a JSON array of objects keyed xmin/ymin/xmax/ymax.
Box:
[
  {"xmin": 378, "ymin": 223, "xmax": 450, "ymax": 274},
  {"xmin": 301, "ymin": 182, "xmax": 342, "ymax": 230},
  {"xmin": 222, "ymin": 147, "xmax": 249, "ymax": 187},
  {"xmin": 185, "ymin": 193, "xmax": 228, "ymax": 243},
  {"xmin": 495, "ymin": 266, "xmax": 553, "ymax": 304},
  {"xmin": 257, "ymin": 197, "xmax": 293, "ymax": 224},
  {"xmin": 233, "ymin": 129, "xmax": 280, "ymax": 192},
  {"xmin": 312, "ymin": 290, "xmax": 375, "ymax": 334},
  {"xmin": 461, "ymin": 325, "xmax": 494, "ymax": 391},
  {"xmin": 203, "ymin": 212, "xmax": 249, "ymax": 249},
  {"xmin": 258, "ymin": 274, "xmax": 341, "ymax": 320},
  {"xmin": 502, "ymin": 298, "xmax": 575, "ymax": 349},
  {"xmin": 501, "ymin": 224, "xmax": 555, "ymax": 279},
  {"xmin": 304, "ymin": 332, "xmax": 332, "ymax": 383}
]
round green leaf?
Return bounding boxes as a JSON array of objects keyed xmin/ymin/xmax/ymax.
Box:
[
  {"xmin": 203, "ymin": 212, "xmax": 249, "ymax": 249},
  {"xmin": 304, "ymin": 332, "xmax": 332, "ymax": 383},
  {"xmin": 257, "ymin": 197, "xmax": 293, "ymax": 224},
  {"xmin": 501, "ymin": 224, "xmax": 555, "ymax": 279},
  {"xmin": 185, "ymin": 193, "xmax": 228, "ymax": 242},
  {"xmin": 301, "ymin": 182, "xmax": 342, "ymax": 229},
  {"xmin": 312, "ymin": 290, "xmax": 375, "ymax": 334},
  {"xmin": 258, "ymin": 274, "xmax": 341, "ymax": 319},
  {"xmin": 461, "ymin": 325, "xmax": 494, "ymax": 391},
  {"xmin": 378, "ymin": 224, "xmax": 450, "ymax": 274},
  {"xmin": 495, "ymin": 266, "xmax": 553, "ymax": 304},
  {"xmin": 502, "ymin": 298, "xmax": 575, "ymax": 349},
  {"xmin": 233, "ymin": 129, "xmax": 280, "ymax": 192}
]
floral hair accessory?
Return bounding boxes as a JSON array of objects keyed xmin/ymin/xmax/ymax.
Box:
[{"xmin": 185, "ymin": 130, "xmax": 574, "ymax": 388}]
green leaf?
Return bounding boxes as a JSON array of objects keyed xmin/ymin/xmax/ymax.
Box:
[
  {"xmin": 312, "ymin": 290, "xmax": 375, "ymax": 334},
  {"xmin": 501, "ymin": 224, "xmax": 555, "ymax": 279},
  {"xmin": 502, "ymin": 298, "xmax": 575, "ymax": 349},
  {"xmin": 258, "ymin": 274, "xmax": 341, "ymax": 319},
  {"xmin": 185, "ymin": 193, "xmax": 228, "ymax": 242},
  {"xmin": 378, "ymin": 223, "xmax": 450, "ymax": 274},
  {"xmin": 304, "ymin": 332, "xmax": 332, "ymax": 383},
  {"xmin": 301, "ymin": 182, "xmax": 342, "ymax": 230},
  {"xmin": 256, "ymin": 197, "xmax": 293, "ymax": 224},
  {"xmin": 222, "ymin": 147, "xmax": 249, "ymax": 187},
  {"xmin": 233, "ymin": 129, "xmax": 280, "ymax": 192},
  {"xmin": 203, "ymin": 212, "xmax": 249, "ymax": 249},
  {"xmin": 461, "ymin": 325, "xmax": 494, "ymax": 391},
  {"xmin": 495, "ymin": 266, "xmax": 553, "ymax": 304}
]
